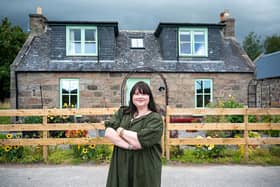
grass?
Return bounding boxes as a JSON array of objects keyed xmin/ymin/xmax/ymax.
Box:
[
  {"xmin": 0, "ymin": 100, "xmax": 10, "ymax": 124},
  {"xmin": 169, "ymin": 146, "xmax": 280, "ymax": 165},
  {"xmin": 1, "ymin": 145, "xmax": 279, "ymax": 165}
]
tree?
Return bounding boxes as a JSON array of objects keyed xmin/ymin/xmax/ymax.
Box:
[
  {"xmin": 0, "ymin": 17, "xmax": 27, "ymax": 101},
  {"xmin": 242, "ymin": 32, "xmax": 263, "ymax": 61},
  {"xmin": 264, "ymin": 34, "xmax": 280, "ymax": 54}
]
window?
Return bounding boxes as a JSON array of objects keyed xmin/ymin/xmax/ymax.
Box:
[
  {"xmin": 66, "ymin": 26, "xmax": 97, "ymax": 56},
  {"xmin": 60, "ymin": 79, "xmax": 79, "ymax": 108},
  {"xmin": 179, "ymin": 28, "xmax": 208, "ymax": 56},
  {"xmin": 195, "ymin": 79, "xmax": 212, "ymax": 108},
  {"xmin": 131, "ymin": 38, "xmax": 144, "ymax": 48}
]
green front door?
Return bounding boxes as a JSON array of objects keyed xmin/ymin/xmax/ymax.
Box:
[{"xmin": 125, "ymin": 78, "xmax": 150, "ymax": 105}]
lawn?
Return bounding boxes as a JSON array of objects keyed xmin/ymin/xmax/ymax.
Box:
[{"xmin": 0, "ymin": 100, "xmax": 10, "ymax": 124}]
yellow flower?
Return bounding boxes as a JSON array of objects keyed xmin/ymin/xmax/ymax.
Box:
[
  {"xmin": 196, "ymin": 135, "xmax": 203, "ymax": 148},
  {"xmin": 208, "ymin": 144, "xmax": 215, "ymax": 150},
  {"xmin": 62, "ymin": 115, "xmax": 68, "ymax": 120},
  {"xmin": 13, "ymin": 145, "xmax": 19, "ymax": 149},
  {"xmin": 89, "ymin": 144, "xmax": 96, "ymax": 149},
  {"xmin": 82, "ymin": 148, "xmax": 88, "ymax": 154},
  {"xmin": 63, "ymin": 103, "xmax": 68, "ymax": 108},
  {"xmin": 77, "ymin": 145, "xmax": 81, "ymax": 150},
  {"xmin": 6, "ymin": 133, "xmax": 13, "ymax": 139},
  {"xmin": 4, "ymin": 146, "xmax": 12, "ymax": 152},
  {"xmin": 206, "ymin": 136, "xmax": 215, "ymax": 150}
]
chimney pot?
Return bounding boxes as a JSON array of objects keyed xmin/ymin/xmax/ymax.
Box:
[
  {"xmin": 36, "ymin": 7, "xmax": 42, "ymax": 15},
  {"xmin": 219, "ymin": 10, "xmax": 235, "ymax": 37}
]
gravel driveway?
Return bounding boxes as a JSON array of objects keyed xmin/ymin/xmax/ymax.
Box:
[{"xmin": 0, "ymin": 164, "xmax": 279, "ymax": 187}]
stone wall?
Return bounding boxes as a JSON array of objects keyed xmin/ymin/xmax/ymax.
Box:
[
  {"xmin": 13, "ymin": 72, "xmax": 253, "ymax": 109},
  {"xmin": 256, "ymin": 78, "xmax": 280, "ymax": 108}
]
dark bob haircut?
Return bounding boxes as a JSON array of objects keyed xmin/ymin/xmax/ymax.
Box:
[{"xmin": 124, "ymin": 81, "xmax": 158, "ymax": 115}]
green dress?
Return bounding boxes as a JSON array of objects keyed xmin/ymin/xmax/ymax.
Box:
[{"xmin": 105, "ymin": 107, "xmax": 163, "ymax": 187}]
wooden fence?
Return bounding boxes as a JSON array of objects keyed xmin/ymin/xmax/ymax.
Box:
[
  {"xmin": 165, "ymin": 107, "xmax": 280, "ymax": 160},
  {"xmin": 0, "ymin": 108, "xmax": 118, "ymax": 161},
  {"xmin": 0, "ymin": 108, "xmax": 165, "ymax": 162},
  {"xmin": 1, "ymin": 107, "xmax": 280, "ymax": 162}
]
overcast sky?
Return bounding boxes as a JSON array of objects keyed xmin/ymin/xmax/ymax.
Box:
[{"xmin": 0, "ymin": 0, "xmax": 279, "ymax": 42}]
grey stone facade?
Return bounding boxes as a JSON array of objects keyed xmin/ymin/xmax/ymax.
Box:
[
  {"xmin": 11, "ymin": 12, "xmax": 254, "ymax": 111},
  {"xmin": 15, "ymin": 72, "xmax": 252, "ymax": 109}
]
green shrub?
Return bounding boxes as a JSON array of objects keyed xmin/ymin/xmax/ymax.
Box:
[
  {"xmin": 170, "ymin": 145, "xmax": 184, "ymax": 158},
  {"xmin": 72, "ymin": 144, "xmax": 113, "ymax": 162},
  {"xmin": 205, "ymin": 96, "xmax": 244, "ymax": 137},
  {"xmin": 23, "ymin": 116, "xmax": 43, "ymax": 138}
]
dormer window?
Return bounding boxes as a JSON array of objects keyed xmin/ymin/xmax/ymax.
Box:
[
  {"xmin": 66, "ymin": 26, "xmax": 98, "ymax": 56},
  {"xmin": 131, "ymin": 38, "xmax": 144, "ymax": 49},
  {"xmin": 179, "ymin": 28, "xmax": 208, "ymax": 57}
]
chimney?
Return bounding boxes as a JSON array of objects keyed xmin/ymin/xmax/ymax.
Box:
[
  {"xmin": 219, "ymin": 10, "xmax": 235, "ymax": 37},
  {"xmin": 29, "ymin": 7, "xmax": 47, "ymax": 35}
]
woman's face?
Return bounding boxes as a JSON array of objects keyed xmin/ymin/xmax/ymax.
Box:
[{"xmin": 132, "ymin": 89, "xmax": 150, "ymax": 109}]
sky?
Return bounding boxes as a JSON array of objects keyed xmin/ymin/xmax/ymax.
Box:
[{"xmin": 0, "ymin": 0, "xmax": 279, "ymax": 43}]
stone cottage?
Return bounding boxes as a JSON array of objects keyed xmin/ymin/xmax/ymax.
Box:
[{"xmin": 11, "ymin": 9, "xmax": 254, "ymax": 111}]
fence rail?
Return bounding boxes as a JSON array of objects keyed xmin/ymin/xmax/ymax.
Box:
[{"xmin": 165, "ymin": 107, "xmax": 280, "ymax": 160}]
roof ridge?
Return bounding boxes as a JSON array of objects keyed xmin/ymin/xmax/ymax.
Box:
[{"xmin": 262, "ymin": 51, "xmax": 280, "ymax": 57}]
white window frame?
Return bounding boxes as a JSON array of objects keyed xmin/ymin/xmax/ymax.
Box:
[
  {"xmin": 195, "ymin": 79, "xmax": 213, "ymax": 108},
  {"xmin": 179, "ymin": 28, "xmax": 208, "ymax": 57},
  {"xmin": 66, "ymin": 26, "xmax": 98, "ymax": 56},
  {"xmin": 59, "ymin": 79, "xmax": 80, "ymax": 108}
]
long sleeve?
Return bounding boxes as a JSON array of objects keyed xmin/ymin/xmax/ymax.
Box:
[
  {"xmin": 104, "ymin": 107, "xmax": 126, "ymax": 130},
  {"xmin": 137, "ymin": 113, "xmax": 163, "ymax": 148}
]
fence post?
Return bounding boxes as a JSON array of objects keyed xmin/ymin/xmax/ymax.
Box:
[
  {"xmin": 42, "ymin": 109, "xmax": 48, "ymax": 162},
  {"xmin": 161, "ymin": 116, "xmax": 165, "ymax": 157},
  {"xmin": 166, "ymin": 106, "xmax": 170, "ymax": 160},
  {"xmin": 244, "ymin": 107, "xmax": 249, "ymax": 161}
]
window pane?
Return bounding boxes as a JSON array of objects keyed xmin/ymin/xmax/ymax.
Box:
[
  {"xmin": 70, "ymin": 80, "xmax": 78, "ymax": 93},
  {"xmin": 85, "ymin": 29, "xmax": 96, "ymax": 41},
  {"xmin": 194, "ymin": 32, "xmax": 205, "ymax": 42},
  {"xmin": 203, "ymin": 80, "xmax": 211, "ymax": 93},
  {"xmin": 74, "ymin": 42, "xmax": 81, "ymax": 54},
  {"xmin": 204, "ymin": 95, "xmax": 211, "ymax": 106},
  {"xmin": 194, "ymin": 43, "xmax": 205, "ymax": 55},
  {"xmin": 62, "ymin": 95, "xmax": 69, "ymax": 106},
  {"xmin": 61, "ymin": 80, "xmax": 70, "ymax": 93},
  {"xmin": 85, "ymin": 42, "xmax": 96, "ymax": 54},
  {"xmin": 70, "ymin": 29, "xmax": 81, "ymax": 41},
  {"xmin": 196, "ymin": 95, "xmax": 203, "ymax": 107},
  {"xmin": 180, "ymin": 33, "xmax": 190, "ymax": 42},
  {"xmin": 180, "ymin": 43, "xmax": 191, "ymax": 54},
  {"xmin": 196, "ymin": 80, "xmax": 203, "ymax": 94},
  {"xmin": 70, "ymin": 95, "xmax": 77, "ymax": 108}
]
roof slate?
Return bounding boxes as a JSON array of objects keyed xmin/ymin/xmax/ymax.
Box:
[
  {"xmin": 14, "ymin": 27, "xmax": 254, "ymax": 73},
  {"xmin": 255, "ymin": 51, "xmax": 280, "ymax": 79}
]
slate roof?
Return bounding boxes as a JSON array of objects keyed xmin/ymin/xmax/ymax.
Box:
[
  {"xmin": 255, "ymin": 51, "xmax": 280, "ymax": 79},
  {"xmin": 13, "ymin": 22, "xmax": 254, "ymax": 73}
]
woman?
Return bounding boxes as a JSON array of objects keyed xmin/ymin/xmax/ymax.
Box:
[{"xmin": 105, "ymin": 81, "xmax": 163, "ymax": 187}]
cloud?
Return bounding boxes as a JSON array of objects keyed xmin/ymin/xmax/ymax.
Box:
[{"xmin": 0, "ymin": 0, "xmax": 279, "ymax": 42}]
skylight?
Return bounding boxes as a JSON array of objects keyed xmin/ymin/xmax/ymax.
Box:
[{"xmin": 131, "ymin": 38, "xmax": 144, "ymax": 48}]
